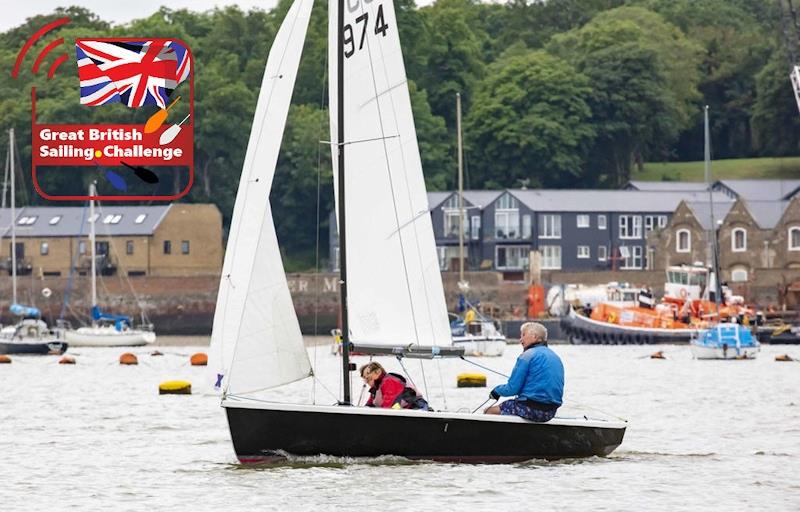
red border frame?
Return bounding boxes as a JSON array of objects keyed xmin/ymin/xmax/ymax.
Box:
[{"xmin": 31, "ymin": 37, "xmax": 195, "ymax": 201}]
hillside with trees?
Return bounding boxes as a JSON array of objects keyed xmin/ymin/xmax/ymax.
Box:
[{"xmin": 0, "ymin": 0, "xmax": 798, "ymax": 268}]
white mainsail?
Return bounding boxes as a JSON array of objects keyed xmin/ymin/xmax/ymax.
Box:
[
  {"xmin": 210, "ymin": 0, "xmax": 314, "ymax": 395},
  {"xmin": 329, "ymin": 0, "xmax": 451, "ymax": 347}
]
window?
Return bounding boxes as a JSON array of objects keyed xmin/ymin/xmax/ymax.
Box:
[
  {"xmin": 437, "ymin": 245, "xmax": 461, "ymax": 270},
  {"xmin": 732, "ymin": 228, "xmax": 746, "ymax": 252},
  {"xmin": 102, "ymin": 214, "xmax": 122, "ymax": 224},
  {"xmin": 443, "ymin": 211, "xmax": 467, "ymax": 238},
  {"xmin": 495, "ymin": 245, "xmax": 529, "ymax": 270},
  {"xmin": 577, "ymin": 215, "xmax": 590, "ymax": 228},
  {"xmin": 470, "ymin": 215, "xmax": 480, "ymax": 240},
  {"xmin": 789, "ymin": 227, "xmax": 800, "ymax": 251},
  {"xmin": 96, "ymin": 241, "xmax": 109, "ymax": 255},
  {"xmin": 494, "ymin": 194, "xmax": 520, "ymax": 239},
  {"xmin": 539, "ymin": 214, "xmax": 561, "ymax": 239},
  {"xmin": 78, "ymin": 241, "xmax": 86, "ymax": 255},
  {"xmin": 49, "ymin": 215, "xmax": 62, "ymax": 225},
  {"xmin": 126, "ymin": 240, "xmax": 134, "ymax": 255},
  {"xmin": 540, "ymin": 245, "xmax": 561, "ymax": 270},
  {"xmin": 621, "ymin": 246, "xmax": 643, "ymax": 269},
  {"xmin": 598, "ymin": 215, "xmax": 607, "ymax": 230},
  {"xmin": 731, "ymin": 267, "xmax": 748, "ymax": 282},
  {"xmin": 658, "ymin": 216, "xmax": 668, "ymax": 228},
  {"xmin": 40, "ymin": 242, "xmax": 49, "ymax": 256},
  {"xmin": 332, "ymin": 247, "xmax": 340, "ymax": 272},
  {"xmin": 87, "ymin": 213, "xmax": 99, "ymax": 223},
  {"xmin": 135, "ymin": 214, "xmax": 147, "ymax": 224},
  {"xmin": 103, "ymin": 214, "xmax": 114, "ymax": 224},
  {"xmin": 17, "ymin": 216, "xmax": 37, "ymax": 225},
  {"xmin": 163, "ymin": 240, "xmax": 172, "ymax": 254},
  {"xmin": 522, "ymin": 215, "xmax": 532, "ymax": 239},
  {"xmin": 676, "ymin": 229, "xmax": 691, "ymax": 253},
  {"xmin": 619, "ymin": 215, "xmax": 642, "ymax": 239},
  {"xmin": 598, "ymin": 245, "xmax": 607, "ymax": 261},
  {"xmin": 181, "ymin": 241, "xmax": 190, "ymax": 254},
  {"xmin": 577, "ymin": 245, "xmax": 590, "ymax": 259}
]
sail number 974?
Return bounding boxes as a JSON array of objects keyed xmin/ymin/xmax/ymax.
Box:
[{"xmin": 343, "ymin": 4, "xmax": 389, "ymax": 58}]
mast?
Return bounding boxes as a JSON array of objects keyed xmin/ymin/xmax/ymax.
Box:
[
  {"xmin": 704, "ymin": 106, "xmax": 722, "ymax": 317},
  {"xmin": 457, "ymin": 92, "xmax": 465, "ymax": 285},
  {"xmin": 336, "ymin": 0, "xmax": 351, "ymax": 404},
  {"xmin": 10, "ymin": 128, "xmax": 16, "ymax": 305},
  {"xmin": 89, "ymin": 182, "xmax": 98, "ymax": 319}
]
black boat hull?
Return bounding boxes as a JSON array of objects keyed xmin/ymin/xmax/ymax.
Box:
[
  {"xmin": 224, "ymin": 401, "xmax": 626, "ymax": 463},
  {"xmin": 560, "ymin": 308, "xmax": 699, "ymax": 345},
  {"xmin": 0, "ymin": 340, "xmax": 68, "ymax": 355}
]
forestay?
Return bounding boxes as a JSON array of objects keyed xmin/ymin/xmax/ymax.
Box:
[
  {"xmin": 210, "ymin": 0, "xmax": 314, "ymax": 395},
  {"xmin": 329, "ymin": 0, "xmax": 451, "ymax": 348}
]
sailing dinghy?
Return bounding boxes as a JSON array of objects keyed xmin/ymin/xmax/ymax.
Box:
[{"xmin": 212, "ymin": 0, "xmax": 626, "ymax": 463}]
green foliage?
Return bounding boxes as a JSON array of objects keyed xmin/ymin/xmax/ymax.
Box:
[
  {"xmin": 465, "ymin": 50, "xmax": 594, "ymax": 188},
  {"xmin": 0, "ymin": 0, "xmax": 798, "ymax": 259}
]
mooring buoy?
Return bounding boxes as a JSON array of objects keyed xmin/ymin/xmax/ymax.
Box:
[
  {"xmin": 457, "ymin": 372, "xmax": 487, "ymax": 388},
  {"xmin": 0, "ymin": 355, "xmax": 11, "ymax": 364},
  {"xmin": 119, "ymin": 352, "xmax": 138, "ymax": 365},
  {"xmin": 190, "ymin": 352, "xmax": 208, "ymax": 366},
  {"xmin": 58, "ymin": 356, "xmax": 76, "ymax": 364},
  {"xmin": 159, "ymin": 380, "xmax": 192, "ymax": 395}
]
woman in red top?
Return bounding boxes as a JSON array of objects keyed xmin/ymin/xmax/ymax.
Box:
[{"xmin": 360, "ymin": 362, "xmax": 407, "ymax": 408}]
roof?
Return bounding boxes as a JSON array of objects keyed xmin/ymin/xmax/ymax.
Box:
[
  {"xmin": 427, "ymin": 192, "xmax": 451, "ymax": 209},
  {"xmin": 742, "ymin": 200, "xmax": 789, "ymax": 229},
  {"xmin": 509, "ymin": 189, "xmax": 733, "ymax": 213},
  {"xmin": 714, "ymin": 179, "xmax": 800, "ymax": 201},
  {"xmin": 624, "ymin": 181, "xmax": 709, "ymax": 192},
  {"xmin": 685, "ymin": 201, "xmax": 736, "ymax": 230},
  {"xmin": 0, "ymin": 205, "xmax": 172, "ymax": 238}
]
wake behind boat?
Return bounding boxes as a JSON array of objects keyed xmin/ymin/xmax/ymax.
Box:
[{"xmin": 212, "ymin": 0, "xmax": 625, "ymax": 464}]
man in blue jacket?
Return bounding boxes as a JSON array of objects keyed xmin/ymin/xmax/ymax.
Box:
[{"xmin": 484, "ymin": 321, "xmax": 563, "ymax": 422}]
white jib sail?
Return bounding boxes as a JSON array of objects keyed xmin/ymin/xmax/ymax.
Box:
[
  {"xmin": 210, "ymin": 0, "xmax": 314, "ymax": 396},
  {"xmin": 329, "ymin": 0, "xmax": 452, "ymax": 347}
]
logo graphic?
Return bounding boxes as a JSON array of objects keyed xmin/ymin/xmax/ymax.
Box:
[{"xmin": 13, "ymin": 19, "xmax": 194, "ymax": 201}]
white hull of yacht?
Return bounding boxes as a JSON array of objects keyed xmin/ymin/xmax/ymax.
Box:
[
  {"xmin": 452, "ymin": 335, "xmax": 506, "ymax": 357},
  {"xmin": 65, "ymin": 326, "xmax": 156, "ymax": 347},
  {"xmin": 689, "ymin": 343, "xmax": 759, "ymax": 360}
]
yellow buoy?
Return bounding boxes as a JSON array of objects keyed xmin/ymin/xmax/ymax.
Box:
[
  {"xmin": 190, "ymin": 352, "xmax": 208, "ymax": 366},
  {"xmin": 0, "ymin": 355, "xmax": 11, "ymax": 364},
  {"xmin": 119, "ymin": 352, "xmax": 138, "ymax": 365},
  {"xmin": 58, "ymin": 356, "xmax": 76, "ymax": 364},
  {"xmin": 775, "ymin": 354, "xmax": 794, "ymax": 362},
  {"xmin": 159, "ymin": 380, "xmax": 192, "ymax": 395},
  {"xmin": 457, "ymin": 372, "xmax": 487, "ymax": 388}
]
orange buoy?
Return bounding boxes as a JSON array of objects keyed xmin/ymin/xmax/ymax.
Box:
[
  {"xmin": 119, "ymin": 352, "xmax": 138, "ymax": 365},
  {"xmin": 775, "ymin": 354, "xmax": 794, "ymax": 362},
  {"xmin": 650, "ymin": 351, "xmax": 666, "ymax": 359},
  {"xmin": 190, "ymin": 352, "xmax": 208, "ymax": 366},
  {"xmin": 58, "ymin": 356, "xmax": 76, "ymax": 364},
  {"xmin": 0, "ymin": 355, "xmax": 11, "ymax": 364},
  {"xmin": 151, "ymin": 350, "xmax": 164, "ymax": 357}
]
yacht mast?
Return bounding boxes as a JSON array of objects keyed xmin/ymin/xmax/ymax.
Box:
[
  {"xmin": 10, "ymin": 128, "xmax": 16, "ymax": 305},
  {"xmin": 704, "ymin": 106, "xmax": 722, "ymax": 315},
  {"xmin": 457, "ymin": 92, "xmax": 465, "ymax": 285},
  {"xmin": 89, "ymin": 182, "xmax": 98, "ymax": 319},
  {"xmin": 336, "ymin": 0, "xmax": 352, "ymax": 404}
]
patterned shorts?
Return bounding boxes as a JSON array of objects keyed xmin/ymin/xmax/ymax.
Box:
[{"xmin": 499, "ymin": 399, "xmax": 557, "ymax": 422}]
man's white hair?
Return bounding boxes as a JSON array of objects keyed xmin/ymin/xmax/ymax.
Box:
[{"xmin": 521, "ymin": 321, "xmax": 548, "ymax": 341}]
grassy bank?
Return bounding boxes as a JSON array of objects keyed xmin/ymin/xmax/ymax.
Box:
[{"xmin": 638, "ymin": 157, "xmax": 800, "ymax": 181}]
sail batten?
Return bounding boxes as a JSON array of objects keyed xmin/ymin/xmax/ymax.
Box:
[
  {"xmin": 329, "ymin": 0, "xmax": 452, "ymax": 348},
  {"xmin": 209, "ymin": 0, "xmax": 315, "ymax": 396}
]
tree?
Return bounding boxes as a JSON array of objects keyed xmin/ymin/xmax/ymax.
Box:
[
  {"xmin": 465, "ymin": 50, "xmax": 594, "ymax": 188},
  {"xmin": 752, "ymin": 51, "xmax": 800, "ymax": 155}
]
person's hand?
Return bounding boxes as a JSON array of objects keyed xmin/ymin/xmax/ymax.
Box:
[{"xmin": 490, "ymin": 390, "xmax": 500, "ymax": 400}]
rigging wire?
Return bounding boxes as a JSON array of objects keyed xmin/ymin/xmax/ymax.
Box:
[{"xmin": 59, "ymin": 203, "xmax": 88, "ymax": 321}]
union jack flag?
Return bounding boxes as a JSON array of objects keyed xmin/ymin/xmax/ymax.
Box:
[{"xmin": 75, "ymin": 40, "xmax": 191, "ymax": 108}]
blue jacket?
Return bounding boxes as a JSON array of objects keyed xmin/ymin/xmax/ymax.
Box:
[{"xmin": 493, "ymin": 344, "xmax": 564, "ymax": 406}]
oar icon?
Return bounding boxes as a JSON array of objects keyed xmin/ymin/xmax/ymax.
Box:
[
  {"xmin": 144, "ymin": 96, "xmax": 181, "ymax": 134},
  {"xmin": 159, "ymin": 114, "xmax": 191, "ymax": 145},
  {"xmin": 93, "ymin": 159, "xmax": 127, "ymax": 191},
  {"xmin": 121, "ymin": 161, "xmax": 160, "ymax": 184}
]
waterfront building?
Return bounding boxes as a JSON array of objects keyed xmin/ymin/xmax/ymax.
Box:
[{"xmin": 0, "ymin": 203, "xmax": 222, "ymax": 277}]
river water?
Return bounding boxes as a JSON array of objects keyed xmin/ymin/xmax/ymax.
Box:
[{"xmin": 1, "ymin": 337, "xmax": 798, "ymax": 511}]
